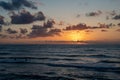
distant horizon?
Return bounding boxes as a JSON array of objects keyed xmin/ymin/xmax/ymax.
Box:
[{"xmin": 0, "ymin": 40, "xmax": 120, "ymax": 45}]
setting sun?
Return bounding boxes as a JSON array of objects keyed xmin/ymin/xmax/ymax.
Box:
[{"xmin": 69, "ymin": 31, "xmax": 84, "ymax": 41}]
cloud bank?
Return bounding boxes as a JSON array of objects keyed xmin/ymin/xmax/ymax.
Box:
[
  {"xmin": 64, "ymin": 23, "xmax": 110, "ymax": 31},
  {"xmin": 28, "ymin": 20, "xmax": 61, "ymax": 38},
  {"xmin": 5, "ymin": 28, "xmax": 18, "ymax": 34}
]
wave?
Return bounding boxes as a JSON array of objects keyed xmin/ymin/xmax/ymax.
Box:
[
  {"xmin": 0, "ymin": 61, "xmax": 119, "ymax": 74},
  {"xmin": 0, "ymin": 73, "xmax": 117, "ymax": 80},
  {"xmin": 84, "ymin": 49, "xmax": 97, "ymax": 51},
  {"xmin": 0, "ymin": 56, "xmax": 78, "ymax": 62},
  {"xmin": 0, "ymin": 73, "xmax": 75, "ymax": 80},
  {"xmin": 50, "ymin": 54, "xmax": 120, "ymax": 59},
  {"xmin": 0, "ymin": 44, "xmax": 120, "ymax": 80},
  {"xmin": 41, "ymin": 63, "xmax": 120, "ymax": 74},
  {"xmin": 66, "ymin": 73, "xmax": 116, "ymax": 80},
  {"xmin": 0, "ymin": 52, "xmax": 12, "ymax": 55},
  {"xmin": 100, "ymin": 60, "xmax": 120, "ymax": 63}
]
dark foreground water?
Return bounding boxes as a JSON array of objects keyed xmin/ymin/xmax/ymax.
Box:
[{"xmin": 0, "ymin": 44, "xmax": 120, "ymax": 80}]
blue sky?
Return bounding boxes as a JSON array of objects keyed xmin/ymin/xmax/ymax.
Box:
[{"xmin": 38, "ymin": 0, "xmax": 120, "ymax": 23}]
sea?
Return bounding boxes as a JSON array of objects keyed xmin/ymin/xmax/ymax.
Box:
[{"xmin": 0, "ymin": 44, "xmax": 120, "ymax": 80}]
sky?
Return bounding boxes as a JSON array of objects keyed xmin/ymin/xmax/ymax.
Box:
[{"xmin": 0, "ymin": 0, "xmax": 120, "ymax": 44}]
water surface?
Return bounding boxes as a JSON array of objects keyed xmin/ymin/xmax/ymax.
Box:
[{"xmin": 0, "ymin": 44, "xmax": 120, "ymax": 80}]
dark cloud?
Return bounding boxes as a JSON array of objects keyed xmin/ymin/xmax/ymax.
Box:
[
  {"xmin": 0, "ymin": 34, "xmax": 27, "ymax": 39},
  {"xmin": 0, "ymin": 15, "xmax": 4, "ymax": 24},
  {"xmin": 85, "ymin": 30, "xmax": 93, "ymax": 32},
  {"xmin": 58, "ymin": 21, "xmax": 64, "ymax": 26},
  {"xmin": 0, "ymin": 1, "xmax": 14, "ymax": 10},
  {"xmin": 108, "ymin": 10, "xmax": 117, "ymax": 16},
  {"xmin": 10, "ymin": 10, "xmax": 45, "ymax": 24},
  {"xmin": 76, "ymin": 14, "xmax": 80, "ymax": 18},
  {"xmin": 34, "ymin": 11, "xmax": 45, "ymax": 21},
  {"xmin": 64, "ymin": 23, "xmax": 88, "ymax": 30},
  {"xmin": 29, "ymin": 25, "xmax": 48, "ymax": 37},
  {"xmin": 98, "ymin": 23, "xmax": 112, "ymax": 28},
  {"xmin": 117, "ymin": 23, "xmax": 120, "ymax": 26},
  {"xmin": 113, "ymin": 14, "xmax": 120, "ymax": 20},
  {"xmin": 116, "ymin": 29, "xmax": 120, "ymax": 32},
  {"xmin": 48, "ymin": 29, "xmax": 61, "ymax": 36},
  {"xmin": 106, "ymin": 10, "xmax": 117, "ymax": 20},
  {"xmin": 86, "ymin": 10, "xmax": 102, "ymax": 17},
  {"xmin": 15, "ymin": 34, "xmax": 27, "ymax": 39},
  {"xmin": 64, "ymin": 23, "xmax": 111, "ymax": 31},
  {"xmin": 12, "ymin": 0, "xmax": 37, "ymax": 9},
  {"xmin": 0, "ymin": 0, "xmax": 37, "ymax": 10},
  {"xmin": 107, "ymin": 23, "xmax": 116, "ymax": 27},
  {"xmin": 20, "ymin": 28, "xmax": 28, "ymax": 34},
  {"xmin": 106, "ymin": 16, "xmax": 110, "ymax": 20},
  {"xmin": 10, "ymin": 10, "xmax": 34, "ymax": 24},
  {"xmin": 43, "ymin": 19, "xmax": 55, "ymax": 28},
  {"xmin": 0, "ymin": 25, "xmax": 2, "ymax": 32},
  {"xmin": 6, "ymin": 28, "xmax": 18, "ymax": 34},
  {"xmin": 28, "ymin": 20, "xmax": 61, "ymax": 38},
  {"xmin": 0, "ymin": 34, "xmax": 7, "ymax": 38},
  {"xmin": 101, "ymin": 29, "xmax": 108, "ymax": 32}
]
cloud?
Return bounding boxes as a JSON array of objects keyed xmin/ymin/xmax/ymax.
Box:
[
  {"xmin": 34, "ymin": 11, "xmax": 46, "ymax": 21},
  {"xmin": 0, "ymin": 34, "xmax": 7, "ymax": 38},
  {"xmin": 108, "ymin": 23, "xmax": 116, "ymax": 27},
  {"xmin": 0, "ymin": 25, "xmax": 2, "ymax": 32},
  {"xmin": 15, "ymin": 34, "xmax": 27, "ymax": 39},
  {"xmin": 43, "ymin": 19, "xmax": 55, "ymax": 28},
  {"xmin": 64, "ymin": 23, "xmax": 110, "ymax": 31},
  {"xmin": 85, "ymin": 30, "xmax": 93, "ymax": 32},
  {"xmin": 76, "ymin": 14, "xmax": 80, "ymax": 18},
  {"xmin": 113, "ymin": 14, "xmax": 120, "ymax": 20},
  {"xmin": 28, "ymin": 25, "xmax": 48, "ymax": 37},
  {"xmin": 2, "ymin": 28, "xmax": 28, "ymax": 39},
  {"xmin": 59, "ymin": 21, "xmax": 64, "ymax": 26},
  {"xmin": 0, "ymin": 1, "xmax": 14, "ymax": 10},
  {"xmin": 48, "ymin": 29, "xmax": 61, "ymax": 36},
  {"xmin": 10, "ymin": 10, "xmax": 34, "ymax": 24},
  {"xmin": 116, "ymin": 29, "xmax": 120, "ymax": 32},
  {"xmin": 28, "ymin": 25, "xmax": 61, "ymax": 38},
  {"xmin": 12, "ymin": 0, "xmax": 37, "ymax": 9},
  {"xmin": 10, "ymin": 10, "xmax": 45, "ymax": 24},
  {"xmin": 118, "ymin": 23, "xmax": 120, "ymax": 27},
  {"xmin": 0, "ymin": 15, "xmax": 4, "ymax": 25},
  {"xmin": 28, "ymin": 20, "xmax": 61, "ymax": 38},
  {"xmin": 108, "ymin": 10, "xmax": 117, "ymax": 16},
  {"xmin": 106, "ymin": 16, "xmax": 110, "ymax": 20},
  {"xmin": 64, "ymin": 23, "xmax": 88, "ymax": 30},
  {"xmin": 98, "ymin": 23, "xmax": 114, "ymax": 28},
  {"xmin": 20, "ymin": 28, "xmax": 28, "ymax": 34},
  {"xmin": 106, "ymin": 10, "xmax": 118, "ymax": 20},
  {"xmin": 86, "ymin": 10, "xmax": 102, "ymax": 17},
  {"xmin": 5, "ymin": 28, "xmax": 18, "ymax": 34},
  {"xmin": 0, "ymin": 34, "xmax": 27, "ymax": 39},
  {"xmin": 101, "ymin": 29, "xmax": 108, "ymax": 32},
  {"xmin": 0, "ymin": 0, "xmax": 37, "ymax": 10}
]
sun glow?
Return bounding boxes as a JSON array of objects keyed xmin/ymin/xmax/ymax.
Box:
[{"xmin": 69, "ymin": 31, "xmax": 84, "ymax": 41}]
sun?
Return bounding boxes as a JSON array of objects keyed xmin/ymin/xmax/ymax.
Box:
[{"xmin": 69, "ymin": 31, "xmax": 83, "ymax": 41}]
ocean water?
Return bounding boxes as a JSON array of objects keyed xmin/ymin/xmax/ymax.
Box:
[{"xmin": 0, "ymin": 44, "xmax": 120, "ymax": 80}]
